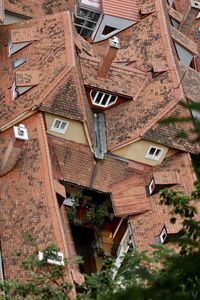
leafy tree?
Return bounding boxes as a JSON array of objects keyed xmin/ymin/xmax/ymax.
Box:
[{"xmin": 0, "ymin": 235, "xmax": 81, "ymax": 300}]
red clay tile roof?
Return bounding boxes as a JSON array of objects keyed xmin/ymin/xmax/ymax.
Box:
[
  {"xmin": 102, "ymin": 0, "xmax": 140, "ymax": 21},
  {"xmin": 79, "ymin": 0, "xmax": 199, "ymax": 154},
  {"xmin": 130, "ymin": 152, "xmax": 198, "ymax": 251},
  {"xmin": 153, "ymin": 171, "xmax": 180, "ymax": 185},
  {"xmin": 48, "ymin": 136, "xmax": 135, "ymax": 192},
  {"xmin": 0, "ymin": 12, "xmax": 90, "ymax": 128},
  {"xmin": 0, "ymin": 113, "xmax": 74, "ymax": 280},
  {"xmin": 143, "ymin": 102, "xmax": 200, "ymax": 154},
  {"xmin": 4, "ymin": 0, "xmax": 75, "ymax": 18}
]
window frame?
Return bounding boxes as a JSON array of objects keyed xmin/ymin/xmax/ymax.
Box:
[
  {"xmin": 148, "ymin": 178, "xmax": 155, "ymax": 195},
  {"xmin": 38, "ymin": 251, "xmax": 64, "ymax": 266},
  {"xmin": 90, "ymin": 90, "xmax": 118, "ymax": 108},
  {"xmin": 146, "ymin": 146, "xmax": 163, "ymax": 161},
  {"xmin": 159, "ymin": 226, "xmax": 168, "ymax": 244},
  {"xmin": 51, "ymin": 119, "xmax": 69, "ymax": 134},
  {"xmin": 12, "ymin": 56, "xmax": 26, "ymax": 69}
]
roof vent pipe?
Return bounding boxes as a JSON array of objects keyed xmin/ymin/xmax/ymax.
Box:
[{"xmin": 97, "ymin": 36, "xmax": 121, "ymax": 79}]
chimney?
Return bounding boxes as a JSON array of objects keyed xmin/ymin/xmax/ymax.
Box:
[
  {"xmin": 97, "ymin": 36, "xmax": 121, "ymax": 79},
  {"xmin": 0, "ymin": 124, "xmax": 28, "ymax": 177}
]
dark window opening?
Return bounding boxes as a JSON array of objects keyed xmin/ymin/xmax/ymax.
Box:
[{"xmin": 102, "ymin": 25, "xmax": 117, "ymax": 36}]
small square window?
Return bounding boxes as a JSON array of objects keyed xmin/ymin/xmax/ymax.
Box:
[
  {"xmin": 51, "ymin": 119, "xmax": 69, "ymax": 134},
  {"xmin": 146, "ymin": 146, "xmax": 163, "ymax": 160}
]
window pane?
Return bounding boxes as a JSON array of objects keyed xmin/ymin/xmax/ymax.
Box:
[
  {"xmin": 91, "ymin": 90, "xmax": 97, "ymax": 100},
  {"xmin": 149, "ymin": 147, "xmax": 156, "ymax": 155},
  {"xmin": 101, "ymin": 94, "xmax": 110, "ymax": 106},
  {"xmin": 109, "ymin": 95, "xmax": 117, "ymax": 104},
  {"xmin": 60, "ymin": 122, "xmax": 67, "ymax": 130},
  {"xmin": 54, "ymin": 120, "xmax": 61, "ymax": 128},
  {"xmin": 174, "ymin": 43, "xmax": 193, "ymax": 65},
  {"xmin": 155, "ymin": 149, "xmax": 161, "ymax": 156},
  {"xmin": 95, "ymin": 92, "xmax": 103, "ymax": 104}
]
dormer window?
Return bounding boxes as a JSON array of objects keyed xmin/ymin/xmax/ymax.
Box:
[
  {"xmin": 155, "ymin": 226, "xmax": 168, "ymax": 244},
  {"xmin": 90, "ymin": 90, "xmax": 118, "ymax": 108},
  {"xmin": 147, "ymin": 171, "xmax": 180, "ymax": 196},
  {"xmin": 170, "ymin": 18, "xmax": 180, "ymax": 29},
  {"xmin": 11, "ymin": 81, "xmax": 32, "ymax": 100},
  {"xmin": 8, "ymin": 41, "xmax": 30, "ymax": 56},
  {"xmin": 146, "ymin": 146, "xmax": 163, "ymax": 160},
  {"xmin": 167, "ymin": 0, "xmax": 175, "ymax": 8},
  {"xmin": 12, "ymin": 56, "xmax": 26, "ymax": 69},
  {"xmin": 174, "ymin": 42, "xmax": 194, "ymax": 67}
]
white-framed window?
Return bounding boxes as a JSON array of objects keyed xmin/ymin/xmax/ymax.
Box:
[
  {"xmin": 12, "ymin": 56, "xmax": 26, "ymax": 69},
  {"xmin": 159, "ymin": 226, "xmax": 168, "ymax": 244},
  {"xmin": 148, "ymin": 179, "xmax": 155, "ymax": 195},
  {"xmin": 51, "ymin": 119, "xmax": 69, "ymax": 134},
  {"xmin": 146, "ymin": 146, "xmax": 163, "ymax": 160},
  {"xmin": 38, "ymin": 251, "xmax": 64, "ymax": 266},
  {"xmin": 90, "ymin": 90, "xmax": 118, "ymax": 108}
]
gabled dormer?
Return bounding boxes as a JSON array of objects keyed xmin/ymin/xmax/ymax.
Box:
[{"xmin": 147, "ymin": 171, "xmax": 180, "ymax": 196}]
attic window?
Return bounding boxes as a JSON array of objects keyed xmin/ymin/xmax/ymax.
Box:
[
  {"xmin": 12, "ymin": 56, "xmax": 26, "ymax": 69},
  {"xmin": 74, "ymin": 6, "xmax": 101, "ymax": 38},
  {"xmin": 167, "ymin": 0, "xmax": 175, "ymax": 8},
  {"xmin": 102, "ymin": 25, "xmax": 117, "ymax": 36},
  {"xmin": 90, "ymin": 90, "xmax": 118, "ymax": 108},
  {"xmin": 8, "ymin": 41, "xmax": 30, "ymax": 56},
  {"xmin": 157, "ymin": 226, "xmax": 168, "ymax": 244},
  {"xmin": 148, "ymin": 179, "xmax": 155, "ymax": 195},
  {"xmin": 174, "ymin": 42, "xmax": 194, "ymax": 66},
  {"xmin": 51, "ymin": 119, "xmax": 69, "ymax": 134},
  {"xmin": 170, "ymin": 18, "xmax": 180, "ymax": 29},
  {"xmin": 146, "ymin": 147, "xmax": 163, "ymax": 161},
  {"xmin": 12, "ymin": 83, "xmax": 32, "ymax": 100}
]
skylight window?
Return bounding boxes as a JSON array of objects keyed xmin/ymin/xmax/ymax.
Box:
[
  {"xmin": 90, "ymin": 90, "xmax": 118, "ymax": 108},
  {"xmin": 51, "ymin": 119, "xmax": 69, "ymax": 134},
  {"xmin": 12, "ymin": 56, "xmax": 26, "ymax": 69},
  {"xmin": 146, "ymin": 147, "xmax": 163, "ymax": 161}
]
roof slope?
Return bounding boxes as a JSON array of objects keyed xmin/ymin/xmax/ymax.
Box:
[
  {"xmin": 0, "ymin": 113, "xmax": 72, "ymax": 279},
  {"xmin": 0, "ymin": 12, "xmax": 89, "ymax": 128},
  {"xmin": 4, "ymin": 0, "xmax": 74, "ymax": 17},
  {"xmin": 102, "ymin": 0, "xmax": 140, "ymax": 21}
]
